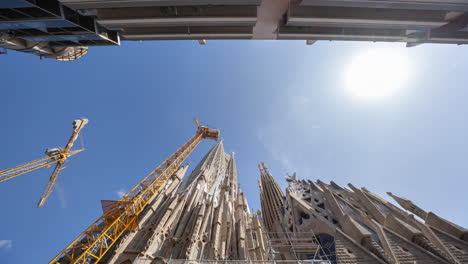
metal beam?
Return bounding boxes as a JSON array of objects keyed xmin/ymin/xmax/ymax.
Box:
[
  {"xmin": 299, "ymin": 0, "xmax": 468, "ymax": 12},
  {"xmin": 60, "ymin": 0, "xmax": 261, "ymax": 9},
  {"xmin": 287, "ymin": 5, "xmax": 450, "ymax": 29},
  {"xmin": 96, "ymin": 5, "xmax": 257, "ymax": 28},
  {"xmin": 99, "ymin": 17, "xmax": 257, "ymax": 28},
  {"xmin": 123, "ymin": 25, "xmax": 253, "ymax": 39}
]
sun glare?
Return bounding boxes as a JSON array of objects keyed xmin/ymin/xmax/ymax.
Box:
[{"xmin": 345, "ymin": 48, "xmax": 409, "ymax": 100}]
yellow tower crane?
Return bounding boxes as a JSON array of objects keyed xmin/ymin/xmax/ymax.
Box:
[
  {"xmin": 0, "ymin": 118, "xmax": 89, "ymax": 208},
  {"xmin": 49, "ymin": 119, "xmax": 219, "ymax": 264}
]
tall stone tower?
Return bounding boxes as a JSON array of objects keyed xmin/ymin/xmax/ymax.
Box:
[
  {"xmin": 102, "ymin": 142, "xmax": 268, "ymax": 263},
  {"xmin": 258, "ymin": 162, "xmax": 285, "ymax": 234},
  {"xmin": 259, "ymin": 163, "xmax": 468, "ymax": 264}
]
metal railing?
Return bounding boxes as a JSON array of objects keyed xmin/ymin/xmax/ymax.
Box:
[{"xmin": 264, "ymin": 232, "xmax": 335, "ymax": 263}]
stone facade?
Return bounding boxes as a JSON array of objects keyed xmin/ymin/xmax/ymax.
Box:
[
  {"xmin": 259, "ymin": 164, "xmax": 468, "ymax": 264},
  {"xmin": 103, "ymin": 142, "xmax": 268, "ymax": 263}
]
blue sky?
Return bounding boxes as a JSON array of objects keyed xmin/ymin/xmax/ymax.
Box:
[{"xmin": 1, "ymin": 40, "xmax": 468, "ymax": 263}]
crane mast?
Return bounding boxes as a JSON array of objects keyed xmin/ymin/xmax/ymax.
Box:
[{"xmin": 49, "ymin": 120, "xmax": 219, "ymax": 264}]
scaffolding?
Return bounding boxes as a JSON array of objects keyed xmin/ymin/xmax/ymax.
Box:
[
  {"xmin": 265, "ymin": 232, "xmax": 335, "ymax": 263},
  {"xmin": 128, "ymin": 232, "xmax": 335, "ymax": 264},
  {"xmin": 134, "ymin": 259, "xmax": 329, "ymax": 264}
]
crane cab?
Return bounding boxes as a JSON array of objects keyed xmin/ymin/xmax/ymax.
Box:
[
  {"xmin": 73, "ymin": 118, "xmax": 89, "ymax": 130},
  {"xmin": 45, "ymin": 147, "xmax": 63, "ymax": 157}
]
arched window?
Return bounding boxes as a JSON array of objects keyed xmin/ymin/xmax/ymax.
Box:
[
  {"xmin": 192, "ymin": 242, "xmax": 203, "ymax": 260},
  {"xmin": 357, "ymin": 222, "xmax": 381, "ymax": 247},
  {"xmin": 150, "ymin": 241, "xmax": 159, "ymax": 255},
  {"xmin": 317, "ymin": 233, "xmax": 337, "ymax": 264},
  {"xmin": 300, "ymin": 211, "xmax": 310, "ymax": 219}
]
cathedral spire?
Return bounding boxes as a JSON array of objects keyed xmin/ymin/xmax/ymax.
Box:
[
  {"xmin": 387, "ymin": 192, "xmax": 428, "ymax": 220},
  {"xmin": 104, "ymin": 141, "xmax": 268, "ymax": 263},
  {"xmin": 258, "ymin": 162, "xmax": 285, "ymax": 233}
]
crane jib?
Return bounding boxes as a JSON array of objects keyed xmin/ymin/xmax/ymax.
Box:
[
  {"xmin": 49, "ymin": 121, "xmax": 219, "ymax": 264},
  {"xmin": 0, "ymin": 118, "xmax": 88, "ymax": 189}
]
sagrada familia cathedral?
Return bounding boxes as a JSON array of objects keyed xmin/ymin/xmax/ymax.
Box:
[
  {"xmin": 102, "ymin": 141, "xmax": 269, "ymax": 263},
  {"xmin": 97, "ymin": 141, "xmax": 467, "ymax": 263},
  {"xmin": 259, "ymin": 163, "xmax": 468, "ymax": 263}
]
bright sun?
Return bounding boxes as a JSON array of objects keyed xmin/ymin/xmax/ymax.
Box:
[{"xmin": 345, "ymin": 48, "xmax": 409, "ymax": 100}]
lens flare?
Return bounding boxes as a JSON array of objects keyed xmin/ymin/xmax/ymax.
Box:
[{"xmin": 345, "ymin": 48, "xmax": 409, "ymax": 100}]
